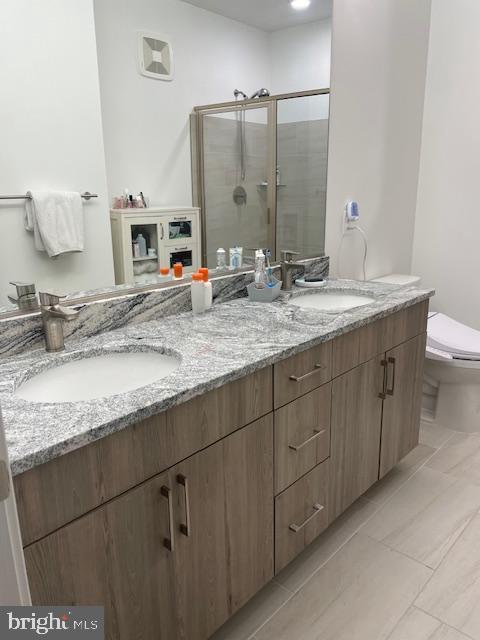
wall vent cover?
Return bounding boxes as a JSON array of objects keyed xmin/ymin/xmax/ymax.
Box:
[{"xmin": 138, "ymin": 33, "xmax": 174, "ymax": 81}]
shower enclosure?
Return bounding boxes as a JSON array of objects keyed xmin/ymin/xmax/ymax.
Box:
[{"xmin": 191, "ymin": 89, "xmax": 330, "ymax": 267}]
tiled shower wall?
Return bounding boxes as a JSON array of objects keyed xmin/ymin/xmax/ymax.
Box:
[
  {"xmin": 202, "ymin": 115, "xmax": 328, "ymax": 266},
  {"xmin": 277, "ymin": 119, "xmax": 329, "ymax": 257},
  {"xmin": 203, "ymin": 116, "xmax": 269, "ymax": 267}
]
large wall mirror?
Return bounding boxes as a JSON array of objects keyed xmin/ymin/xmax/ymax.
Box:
[{"xmin": 0, "ymin": 0, "xmax": 332, "ymax": 317}]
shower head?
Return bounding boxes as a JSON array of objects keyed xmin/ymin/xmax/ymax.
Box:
[
  {"xmin": 234, "ymin": 89, "xmax": 248, "ymax": 100},
  {"xmin": 250, "ymin": 88, "xmax": 270, "ymax": 99}
]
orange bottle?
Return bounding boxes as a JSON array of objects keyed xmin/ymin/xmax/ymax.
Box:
[{"xmin": 173, "ymin": 262, "xmax": 183, "ymax": 279}]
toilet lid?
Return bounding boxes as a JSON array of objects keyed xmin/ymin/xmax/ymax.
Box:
[{"xmin": 428, "ymin": 313, "xmax": 480, "ymax": 360}]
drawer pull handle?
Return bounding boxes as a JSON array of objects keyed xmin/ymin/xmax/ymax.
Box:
[
  {"xmin": 289, "ymin": 503, "xmax": 324, "ymax": 533},
  {"xmin": 161, "ymin": 485, "xmax": 175, "ymax": 552},
  {"xmin": 379, "ymin": 359, "xmax": 388, "ymax": 399},
  {"xmin": 177, "ymin": 474, "xmax": 191, "ymax": 537},
  {"xmin": 386, "ymin": 357, "xmax": 396, "ymax": 396},
  {"xmin": 289, "ymin": 364, "xmax": 325, "ymax": 383},
  {"xmin": 289, "ymin": 429, "xmax": 326, "ymax": 452}
]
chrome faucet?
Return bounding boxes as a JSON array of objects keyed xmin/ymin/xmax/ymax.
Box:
[
  {"xmin": 280, "ymin": 250, "xmax": 305, "ymax": 291},
  {"xmin": 39, "ymin": 291, "xmax": 80, "ymax": 352},
  {"xmin": 8, "ymin": 281, "xmax": 38, "ymax": 311}
]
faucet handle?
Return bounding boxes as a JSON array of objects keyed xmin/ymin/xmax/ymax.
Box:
[
  {"xmin": 39, "ymin": 291, "xmax": 66, "ymax": 306},
  {"xmin": 10, "ymin": 281, "xmax": 36, "ymax": 297},
  {"xmin": 281, "ymin": 250, "xmax": 300, "ymax": 262}
]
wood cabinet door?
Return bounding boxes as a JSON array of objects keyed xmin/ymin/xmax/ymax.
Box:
[
  {"xmin": 24, "ymin": 472, "xmax": 178, "ymax": 640},
  {"xmin": 171, "ymin": 414, "xmax": 274, "ymax": 640},
  {"xmin": 380, "ymin": 333, "xmax": 427, "ymax": 478},
  {"xmin": 330, "ymin": 356, "xmax": 384, "ymax": 520}
]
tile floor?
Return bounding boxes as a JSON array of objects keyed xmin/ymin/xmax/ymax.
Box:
[{"xmin": 212, "ymin": 421, "xmax": 480, "ymax": 640}]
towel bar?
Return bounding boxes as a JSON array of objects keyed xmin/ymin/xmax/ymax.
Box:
[{"xmin": 0, "ymin": 192, "xmax": 98, "ymax": 201}]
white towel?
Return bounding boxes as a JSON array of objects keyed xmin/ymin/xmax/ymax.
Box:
[{"xmin": 24, "ymin": 191, "xmax": 84, "ymax": 257}]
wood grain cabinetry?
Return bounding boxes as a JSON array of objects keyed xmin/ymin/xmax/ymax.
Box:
[
  {"xmin": 15, "ymin": 300, "xmax": 430, "ymax": 640},
  {"xmin": 379, "ymin": 333, "xmax": 427, "ymax": 477},
  {"xmin": 25, "ymin": 415, "xmax": 274, "ymax": 640},
  {"xmin": 330, "ymin": 356, "xmax": 384, "ymax": 519},
  {"xmin": 274, "ymin": 384, "xmax": 331, "ymax": 494},
  {"xmin": 275, "ymin": 460, "xmax": 330, "ymax": 573},
  {"xmin": 274, "ymin": 341, "xmax": 332, "ymax": 408}
]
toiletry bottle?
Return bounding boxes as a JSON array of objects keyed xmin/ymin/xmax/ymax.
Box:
[
  {"xmin": 136, "ymin": 234, "xmax": 147, "ymax": 257},
  {"xmin": 229, "ymin": 246, "xmax": 243, "ymax": 270},
  {"xmin": 198, "ymin": 268, "xmax": 213, "ymax": 310},
  {"xmin": 216, "ymin": 247, "xmax": 226, "ymax": 269},
  {"xmin": 191, "ymin": 273, "xmax": 206, "ymax": 314},
  {"xmin": 173, "ymin": 262, "xmax": 183, "ymax": 279},
  {"xmin": 132, "ymin": 241, "xmax": 140, "ymax": 258},
  {"xmin": 158, "ymin": 267, "xmax": 172, "ymax": 282},
  {"xmin": 254, "ymin": 250, "xmax": 268, "ymax": 288}
]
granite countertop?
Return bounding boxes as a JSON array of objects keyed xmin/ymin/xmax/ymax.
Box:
[{"xmin": 0, "ymin": 279, "xmax": 434, "ymax": 476}]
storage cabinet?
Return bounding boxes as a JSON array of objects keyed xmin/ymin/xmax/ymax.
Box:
[
  {"xmin": 24, "ymin": 415, "xmax": 274, "ymax": 640},
  {"xmin": 15, "ymin": 300, "xmax": 430, "ymax": 640},
  {"xmin": 379, "ymin": 333, "xmax": 427, "ymax": 477},
  {"xmin": 24, "ymin": 471, "xmax": 178, "ymax": 640},
  {"xmin": 110, "ymin": 207, "xmax": 201, "ymax": 285}
]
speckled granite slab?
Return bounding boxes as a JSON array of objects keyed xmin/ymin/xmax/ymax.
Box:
[
  {"xmin": 0, "ymin": 278, "xmax": 434, "ymax": 476},
  {"xmin": 0, "ymin": 256, "xmax": 329, "ymax": 358}
]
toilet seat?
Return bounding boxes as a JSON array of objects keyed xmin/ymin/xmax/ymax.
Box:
[{"xmin": 427, "ymin": 313, "xmax": 480, "ymax": 361}]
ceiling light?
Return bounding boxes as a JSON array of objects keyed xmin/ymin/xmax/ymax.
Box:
[{"xmin": 290, "ymin": 0, "xmax": 311, "ymax": 10}]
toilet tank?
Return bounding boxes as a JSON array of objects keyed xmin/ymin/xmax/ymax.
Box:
[{"xmin": 370, "ymin": 274, "xmax": 421, "ymax": 287}]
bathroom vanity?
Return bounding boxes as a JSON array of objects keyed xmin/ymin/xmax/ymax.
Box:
[{"xmin": 4, "ymin": 282, "xmax": 430, "ymax": 640}]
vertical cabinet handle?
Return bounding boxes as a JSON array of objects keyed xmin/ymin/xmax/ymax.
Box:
[
  {"xmin": 289, "ymin": 503, "xmax": 324, "ymax": 533},
  {"xmin": 160, "ymin": 223, "xmax": 164, "ymax": 240},
  {"xmin": 177, "ymin": 474, "xmax": 191, "ymax": 537},
  {"xmin": 386, "ymin": 357, "xmax": 396, "ymax": 396},
  {"xmin": 379, "ymin": 359, "xmax": 388, "ymax": 399},
  {"xmin": 161, "ymin": 485, "xmax": 175, "ymax": 552}
]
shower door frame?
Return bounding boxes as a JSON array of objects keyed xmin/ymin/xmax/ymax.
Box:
[{"xmin": 191, "ymin": 88, "xmax": 330, "ymax": 265}]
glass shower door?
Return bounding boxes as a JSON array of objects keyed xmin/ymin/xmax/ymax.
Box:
[
  {"xmin": 276, "ymin": 93, "xmax": 330, "ymax": 258},
  {"xmin": 199, "ymin": 103, "xmax": 276, "ymax": 268}
]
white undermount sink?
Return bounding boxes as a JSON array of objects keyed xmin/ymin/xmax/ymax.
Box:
[
  {"xmin": 15, "ymin": 351, "xmax": 181, "ymax": 403},
  {"xmin": 289, "ymin": 291, "xmax": 377, "ymax": 313}
]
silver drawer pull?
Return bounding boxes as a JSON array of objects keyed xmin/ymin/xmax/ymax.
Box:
[
  {"xmin": 161, "ymin": 485, "xmax": 175, "ymax": 552},
  {"xmin": 289, "ymin": 503, "xmax": 324, "ymax": 533},
  {"xmin": 289, "ymin": 363, "xmax": 325, "ymax": 382},
  {"xmin": 177, "ymin": 474, "xmax": 191, "ymax": 537},
  {"xmin": 288, "ymin": 429, "xmax": 326, "ymax": 452}
]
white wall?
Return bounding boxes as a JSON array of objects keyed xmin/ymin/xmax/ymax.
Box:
[
  {"xmin": 269, "ymin": 19, "xmax": 331, "ymax": 95},
  {"xmin": 94, "ymin": 0, "xmax": 271, "ymax": 207},
  {"xmin": 412, "ymin": 0, "xmax": 480, "ymax": 328},
  {"xmin": 0, "ymin": 0, "xmax": 114, "ymax": 306},
  {"xmin": 325, "ymin": 0, "xmax": 432, "ymax": 279}
]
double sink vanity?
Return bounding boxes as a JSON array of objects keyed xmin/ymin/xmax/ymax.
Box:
[{"xmin": 0, "ymin": 278, "xmax": 433, "ymax": 640}]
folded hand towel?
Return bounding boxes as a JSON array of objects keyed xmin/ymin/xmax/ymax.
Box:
[{"xmin": 24, "ymin": 191, "xmax": 84, "ymax": 257}]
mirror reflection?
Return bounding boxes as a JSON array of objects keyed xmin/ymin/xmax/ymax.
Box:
[{"xmin": 0, "ymin": 0, "xmax": 332, "ymax": 314}]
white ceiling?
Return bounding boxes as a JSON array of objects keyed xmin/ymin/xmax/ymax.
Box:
[{"xmin": 181, "ymin": 0, "xmax": 333, "ymax": 32}]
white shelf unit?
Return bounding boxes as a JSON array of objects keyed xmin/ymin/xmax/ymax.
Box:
[{"xmin": 110, "ymin": 207, "xmax": 201, "ymax": 285}]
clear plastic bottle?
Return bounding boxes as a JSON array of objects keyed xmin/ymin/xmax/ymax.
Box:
[{"xmin": 254, "ymin": 250, "xmax": 268, "ymax": 288}]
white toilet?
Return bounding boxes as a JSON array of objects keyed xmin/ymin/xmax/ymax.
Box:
[{"xmin": 372, "ymin": 273, "xmax": 480, "ymax": 432}]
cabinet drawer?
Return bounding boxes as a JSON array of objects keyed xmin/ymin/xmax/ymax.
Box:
[
  {"xmin": 15, "ymin": 367, "xmax": 273, "ymax": 546},
  {"xmin": 274, "ymin": 341, "xmax": 332, "ymax": 408},
  {"xmin": 275, "ymin": 384, "xmax": 331, "ymax": 494},
  {"xmin": 275, "ymin": 460, "xmax": 330, "ymax": 573}
]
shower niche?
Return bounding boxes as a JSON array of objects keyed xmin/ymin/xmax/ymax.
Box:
[{"xmin": 191, "ymin": 89, "xmax": 330, "ymax": 268}]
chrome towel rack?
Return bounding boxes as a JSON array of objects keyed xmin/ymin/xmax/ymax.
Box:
[{"xmin": 0, "ymin": 191, "xmax": 98, "ymax": 201}]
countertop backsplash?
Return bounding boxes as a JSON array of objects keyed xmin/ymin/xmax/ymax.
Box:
[{"xmin": 0, "ymin": 256, "xmax": 329, "ymax": 359}]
